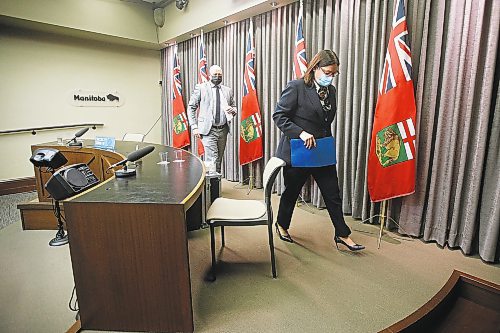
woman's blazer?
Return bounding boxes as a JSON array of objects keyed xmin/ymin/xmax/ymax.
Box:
[{"xmin": 272, "ymin": 78, "xmax": 337, "ymax": 165}]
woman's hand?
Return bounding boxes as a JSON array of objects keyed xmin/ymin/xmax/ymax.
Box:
[
  {"xmin": 193, "ymin": 128, "xmax": 201, "ymax": 139},
  {"xmin": 299, "ymin": 131, "xmax": 316, "ymax": 149}
]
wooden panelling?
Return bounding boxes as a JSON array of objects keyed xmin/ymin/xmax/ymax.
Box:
[
  {"xmin": 380, "ymin": 270, "xmax": 500, "ymax": 332},
  {"xmin": 0, "ymin": 177, "xmax": 36, "ymax": 195},
  {"xmin": 18, "ymin": 200, "xmax": 62, "ymax": 230},
  {"xmin": 65, "ymin": 202, "xmax": 194, "ymax": 332}
]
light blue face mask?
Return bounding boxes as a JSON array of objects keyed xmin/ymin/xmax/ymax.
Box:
[{"xmin": 317, "ymin": 73, "xmax": 333, "ymax": 87}]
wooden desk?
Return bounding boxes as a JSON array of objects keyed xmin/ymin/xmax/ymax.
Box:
[{"xmin": 33, "ymin": 141, "xmax": 204, "ymax": 333}]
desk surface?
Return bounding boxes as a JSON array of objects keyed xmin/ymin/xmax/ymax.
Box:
[{"xmin": 64, "ymin": 140, "xmax": 205, "ymax": 207}]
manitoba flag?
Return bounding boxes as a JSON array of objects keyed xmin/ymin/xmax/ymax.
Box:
[
  {"xmin": 239, "ymin": 19, "xmax": 263, "ymax": 165},
  {"xmin": 195, "ymin": 30, "xmax": 209, "ymax": 157},
  {"xmin": 293, "ymin": 1, "xmax": 308, "ymax": 79},
  {"xmin": 367, "ymin": 0, "xmax": 417, "ymax": 202},
  {"xmin": 198, "ymin": 30, "xmax": 210, "ymax": 84},
  {"xmin": 171, "ymin": 46, "xmax": 190, "ymax": 149}
]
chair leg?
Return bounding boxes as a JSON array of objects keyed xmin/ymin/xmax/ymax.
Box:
[
  {"xmin": 205, "ymin": 224, "xmax": 216, "ymax": 282},
  {"xmin": 221, "ymin": 226, "xmax": 225, "ymax": 247},
  {"xmin": 268, "ymin": 223, "xmax": 277, "ymax": 278}
]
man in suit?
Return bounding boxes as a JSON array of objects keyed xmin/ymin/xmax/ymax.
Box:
[
  {"xmin": 272, "ymin": 50, "xmax": 364, "ymax": 251},
  {"xmin": 187, "ymin": 65, "xmax": 237, "ymax": 173}
]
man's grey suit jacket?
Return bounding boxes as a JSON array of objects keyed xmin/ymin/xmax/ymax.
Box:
[{"xmin": 187, "ymin": 82, "xmax": 236, "ymax": 135}]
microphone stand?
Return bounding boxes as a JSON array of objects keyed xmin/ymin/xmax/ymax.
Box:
[
  {"xmin": 49, "ymin": 200, "xmax": 69, "ymax": 246},
  {"xmin": 115, "ymin": 163, "xmax": 136, "ymax": 178},
  {"xmin": 68, "ymin": 127, "xmax": 90, "ymax": 147},
  {"xmin": 68, "ymin": 138, "xmax": 83, "ymax": 147},
  {"xmin": 42, "ymin": 166, "xmax": 69, "ymax": 246},
  {"xmin": 110, "ymin": 145, "xmax": 154, "ymax": 178}
]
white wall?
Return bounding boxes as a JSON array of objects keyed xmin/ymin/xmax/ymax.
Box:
[
  {"xmin": 158, "ymin": 0, "xmax": 296, "ymax": 44},
  {"xmin": 0, "ymin": 0, "xmax": 157, "ymax": 44},
  {"xmin": 0, "ymin": 26, "xmax": 161, "ymax": 181}
]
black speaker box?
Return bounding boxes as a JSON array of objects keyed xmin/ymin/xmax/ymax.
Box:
[{"xmin": 45, "ymin": 163, "xmax": 99, "ymax": 201}]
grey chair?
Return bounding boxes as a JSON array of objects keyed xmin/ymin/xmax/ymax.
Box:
[{"xmin": 205, "ymin": 157, "xmax": 286, "ymax": 281}]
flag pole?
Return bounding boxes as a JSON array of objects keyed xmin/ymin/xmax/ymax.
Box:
[
  {"xmin": 377, "ymin": 200, "xmax": 387, "ymax": 249},
  {"xmin": 248, "ymin": 161, "xmax": 254, "ymax": 193}
]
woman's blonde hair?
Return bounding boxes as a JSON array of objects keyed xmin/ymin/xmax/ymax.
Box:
[{"xmin": 303, "ymin": 50, "xmax": 340, "ymax": 86}]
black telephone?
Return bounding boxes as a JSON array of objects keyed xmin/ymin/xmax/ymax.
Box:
[{"xmin": 30, "ymin": 148, "xmax": 67, "ymax": 169}]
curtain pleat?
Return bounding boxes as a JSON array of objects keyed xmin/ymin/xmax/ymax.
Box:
[
  {"xmin": 160, "ymin": 0, "xmax": 500, "ymax": 262},
  {"xmin": 398, "ymin": 0, "xmax": 447, "ymax": 235},
  {"xmin": 478, "ymin": 0, "xmax": 500, "ymax": 262},
  {"xmin": 479, "ymin": 74, "xmax": 500, "ymax": 262}
]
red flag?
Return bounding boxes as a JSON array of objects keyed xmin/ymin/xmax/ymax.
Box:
[
  {"xmin": 171, "ymin": 46, "xmax": 190, "ymax": 149},
  {"xmin": 239, "ymin": 20, "xmax": 263, "ymax": 165},
  {"xmin": 195, "ymin": 31, "xmax": 209, "ymax": 157},
  {"xmin": 198, "ymin": 31, "xmax": 210, "ymax": 84},
  {"xmin": 367, "ymin": 0, "xmax": 417, "ymax": 202},
  {"xmin": 293, "ymin": 1, "xmax": 308, "ymax": 79}
]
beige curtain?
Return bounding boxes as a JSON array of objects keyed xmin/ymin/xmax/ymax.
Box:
[{"xmin": 161, "ymin": 0, "xmax": 499, "ymax": 262}]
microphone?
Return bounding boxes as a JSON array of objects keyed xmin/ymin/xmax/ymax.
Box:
[
  {"xmin": 127, "ymin": 145, "xmax": 155, "ymax": 162},
  {"xmin": 68, "ymin": 127, "xmax": 90, "ymax": 147},
  {"xmin": 108, "ymin": 145, "xmax": 155, "ymax": 178}
]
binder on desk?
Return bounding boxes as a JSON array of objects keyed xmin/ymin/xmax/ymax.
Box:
[{"xmin": 290, "ymin": 136, "xmax": 336, "ymax": 167}]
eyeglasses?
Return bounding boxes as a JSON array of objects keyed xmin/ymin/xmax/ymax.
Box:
[{"xmin": 319, "ymin": 67, "xmax": 339, "ymax": 77}]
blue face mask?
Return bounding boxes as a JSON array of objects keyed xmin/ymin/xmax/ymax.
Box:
[{"xmin": 317, "ymin": 73, "xmax": 333, "ymax": 87}]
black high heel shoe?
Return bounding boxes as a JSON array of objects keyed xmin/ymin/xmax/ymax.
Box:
[
  {"xmin": 334, "ymin": 236, "xmax": 365, "ymax": 251},
  {"xmin": 275, "ymin": 223, "xmax": 294, "ymax": 243}
]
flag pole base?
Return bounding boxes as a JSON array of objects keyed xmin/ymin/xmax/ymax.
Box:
[
  {"xmin": 377, "ymin": 200, "xmax": 387, "ymax": 249},
  {"xmin": 233, "ymin": 162, "xmax": 255, "ymax": 193},
  {"xmin": 353, "ymin": 200, "xmax": 413, "ymax": 248},
  {"xmin": 247, "ymin": 162, "xmax": 255, "ymax": 195}
]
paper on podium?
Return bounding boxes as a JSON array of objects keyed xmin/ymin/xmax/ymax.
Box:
[{"xmin": 290, "ymin": 136, "xmax": 337, "ymax": 167}]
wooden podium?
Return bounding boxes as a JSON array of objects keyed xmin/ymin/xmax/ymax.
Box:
[
  {"xmin": 31, "ymin": 141, "xmax": 204, "ymax": 333},
  {"xmin": 19, "ymin": 141, "xmax": 124, "ymax": 230}
]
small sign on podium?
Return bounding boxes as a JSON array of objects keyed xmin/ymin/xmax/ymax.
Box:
[{"xmin": 94, "ymin": 136, "xmax": 116, "ymax": 151}]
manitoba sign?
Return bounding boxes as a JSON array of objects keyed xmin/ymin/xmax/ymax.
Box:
[{"xmin": 70, "ymin": 90, "xmax": 124, "ymax": 107}]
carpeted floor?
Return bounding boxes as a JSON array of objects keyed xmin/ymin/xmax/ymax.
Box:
[
  {"xmin": 0, "ymin": 181, "xmax": 498, "ymax": 333},
  {"xmin": 0, "ymin": 191, "xmax": 37, "ymax": 230}
]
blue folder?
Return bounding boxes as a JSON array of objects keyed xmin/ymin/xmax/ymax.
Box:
[{"xmin": 290, "ymin": 136, "xmax": 336, "ymax": 167}]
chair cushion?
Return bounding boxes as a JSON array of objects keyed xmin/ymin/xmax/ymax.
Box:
[{"xmin": 206, "ymin": 198, "xmax": 266, "ymax": 221}]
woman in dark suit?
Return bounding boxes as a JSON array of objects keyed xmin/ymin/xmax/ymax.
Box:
[{"xmin": 272, "ymin": 49, "xmax": 364, "ymax": 251}]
